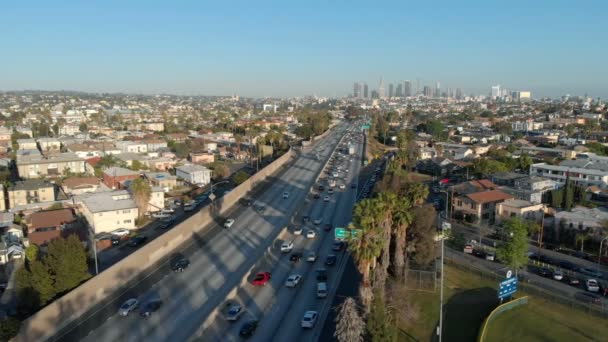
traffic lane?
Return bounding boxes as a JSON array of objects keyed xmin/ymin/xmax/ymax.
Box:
[
  {"xmin": 82, "ymin": 165, "xmax": 309, "ymax": 342},
  {"xmin": 268, "ymin": 154, "xmax": 360, "ymax": 342},
  {"xmin": 82, "ymin": 148, "xmax": 326, "ymax": 342}
]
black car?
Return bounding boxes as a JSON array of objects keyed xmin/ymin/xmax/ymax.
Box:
[
  {"xmin": 239, "ymin": 198, "xmax": 253, "ymax": 206},
  {"xmin": 255, "ymin": 205, "xmax": 266, "ymax": 213},
  {"xmin": 128, "ymin": 236, "xmax": 148, "ymax": 247},
  {"xmin": 558, "ymin": 260, "xmax": 577, "ymax": 271},
  {"xmin": 351, "ymin": 183, "xmax": 357, "ymax": 189},
  {"xmin": 111, "ymin": 235, "xmax": 121, "ymax": 246},
  {"xmin": 159, "ymin": 217, "xmax": 176, "ymax": 230},
  {"xmin": 325, "ymin": 255, "xmax": 337, "ymax": 266},
  {"xmin": 302, "ymin": 215, "xmax": 311, "ymax": 223},
  {"xmin": 290, "ymin": 251, "xmax": 302, "ymax": 263},
  {"xmin": 316, "ymin": 268, "xmax": 328, "ymax": 281},
  {"xmin": 239, "ymin": 320, "xmax": 258, "ymax": 337},
  {"xmin": 538, "ymin": 268, "xmax": 552, "ymax": 277},
  {"xmin": 332, "ymin": 241, "xmax": 345, "ymax": 252},
  {"xmin": 170, "ymin": 257, "xmax": 190, "ymax": 272},
  {"xmin": 313, "ymin": 193, "xmax": 320, "ymax": 199},
  {"xmin": 139, "ymin": 300, "xmax": 162, "ymax": 317},
  {"xmin": 318, "ymin": 185, "xmax": 325, "ymax": 191},
  {"xmin": 323, "ymin": 223, "xmax": 333, "ymax": 232}
]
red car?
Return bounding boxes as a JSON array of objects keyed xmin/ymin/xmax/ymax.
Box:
[{"xmin": 251, "ymin": 272, "xmax": 271, "ymax": 286}]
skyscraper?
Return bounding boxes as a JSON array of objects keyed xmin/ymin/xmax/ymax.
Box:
[
  {"xmin": 404, "ymin": 80, "xmax": 412, "ymax": 97},
  {"xmin": 353, "ymin": 82, "xmax": 359, "ymax": 98},
  {"xmin": 396, "ymin": 83, "xmax": 403, "ymax": 97},
  {"xmin": 388, "ymin": 83, "xmax": 394, "ymax": 98},
  {"xmin": 423, "ymin": 86, "xmax": 432, "ymax": 97},
  {"xmin": 491, "ymin": 85, "xmax": 501, "ymax": 99},
  {"xmin": 378, "ymin": 77, "xmax": 386, "ymax": 99},
  {"xmin": 363, "ymin": 84, "xmax": 369, "ymax": 98},
  {"xmin": 435, "ymin": 82, "xmax": 441, "ymax": 98},
  {"xmin": 455, "ymin": 88, "xmax": 463, "ymax": 100}
]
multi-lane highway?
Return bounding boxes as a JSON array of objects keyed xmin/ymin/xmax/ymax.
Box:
[
  {"xmin": 196, "ymin": 128, "xmax": 364, "ymax": 341},
  {"xmin": 58, "ymin": 124, "xmax": 351, "ymax": 342}
]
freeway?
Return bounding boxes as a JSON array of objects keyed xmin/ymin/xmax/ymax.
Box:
[
  {"xmin": 58, "ymin": 124, "xmax": 349, "ymax": 342},
  {"xmin": 196, "ymin": 128, "xmax": 365, "ymax": 341}
]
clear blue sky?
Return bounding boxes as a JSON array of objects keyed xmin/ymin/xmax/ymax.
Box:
[{"xmin": 1, "ymin": 0, "xmax": 607, "ymax": 98}]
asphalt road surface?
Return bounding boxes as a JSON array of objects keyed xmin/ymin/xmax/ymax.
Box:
[
  {"xmin": 196, "ymin": 128, "xmax": 366, "ymax": 341},
  {"xmin": 57, "ymin": 125, "xmax": 350, "ymax": 342}
]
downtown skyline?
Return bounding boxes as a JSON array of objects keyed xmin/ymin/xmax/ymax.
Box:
[{"xmin": 1, "ymin": 0, "xmax": 607, "ymax": 98}]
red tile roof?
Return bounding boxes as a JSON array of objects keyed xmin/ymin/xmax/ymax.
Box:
[
  {"xmin": 26, "ymin": 209, "xmax": 75, "ymax": 231},
  {"xmin": 63, "ymin": 176, "xmax": 100, "ymax": 189},
  {"xmin": 466, "ymin": 190, "xmax": 514, "ymax": 203},
  {"xmin": 86, "ymin": 156, "xmax": 102, "ymax": 167}
]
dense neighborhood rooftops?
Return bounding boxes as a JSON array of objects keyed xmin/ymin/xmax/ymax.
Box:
[
  {"xmin": 499, "ymin": 199, "xmax": 539, "ymax": 208},
  {"xmin": 82, "ymin": 190, "xmax": 137, "ymax": 213},
  {"xmin": 465, "ymin": 189, "xmax": 514, "ymax": 203},
  {"xmin": 103, "ymin": 167, "xmax": 139, "ymax": 177},
  {"xmin": 63, "ymin": 176, "xmax": 101, "ymax": 189},
  {"xmin": 26, "ymin": 209, "xmax": 75, "ymax": 230},
  {"xmin": 16, "ymin": 152, "xmax": 84, "ymax": 165},
  {"xmin": 176, "ymin": 164, "xmax": 211, "ymax": 173},
  {"xmin": 9, "ymin": 179, "xmax": 53, "ymax": 191}
]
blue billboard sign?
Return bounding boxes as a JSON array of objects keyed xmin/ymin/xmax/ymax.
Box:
[{"xmin": 498, "ymin": 277, "xmax": 518, "ymax": 299}]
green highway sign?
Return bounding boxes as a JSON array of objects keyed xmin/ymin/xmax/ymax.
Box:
[
  {"xmin": 361, "ymin": 124, "xmax": 370, "ymax": 130},
  {"xmin": 335, "ymin": 227, "xmax": 348, "ymax": 240}
]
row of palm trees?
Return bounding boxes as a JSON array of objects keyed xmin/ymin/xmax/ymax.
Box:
[{"xmin": 348, "ymin": 167, "xmax": 430, "ymax": 309}]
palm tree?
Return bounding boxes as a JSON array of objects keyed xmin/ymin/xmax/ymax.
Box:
[
  {"xmin": 575, "ymin": 231, "xmax": 590, "ymax": 253},
  {"xmin": 130, "ymin": 178, "xmax": 151, "ymax": 220},
  {"xmin": 374, "ymin": 193, "xmax": 397, "ymax": 291},
  {"xmin": 404, "ymin": 183, "xmax": 429, "ymax": 206},
  {"xmin": 391, "ymin": 198, "xmax": 413, "ymax": 279}
]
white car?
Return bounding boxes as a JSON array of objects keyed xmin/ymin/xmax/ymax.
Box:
[
  {"xmin": 224, "ymin": 218, "xmax": 235, "ymax": 228},
  {"xmin": 332, "ymin": 172, "xmax": 339, "ymax": 178},
  {"xmin": 152, "ymin": 212, "xmax": 171, "ymax": 219},
  {"xmin": 118, "ymin": 298, "xmax": 139, "ymax": 316},
  {"xmin": 307, "ymin": 230, "xmax": 317, "ymax": 239},
  {"xmin": 586, "ymin": 279, "xmax": 600, "ymax": 292},
  {"xmin": 226, "ymin": 304, "xmax": 243, "ymax": 321},
  {"xmin": 552, "ymin": 270, "xmax": 563, "ymax": 281},
  {"xmin": 111, "ymin": 228, "xmax": 131, "ymax": 237},
  {"xmin": 306, "ymin": 252, "xmax": 317, "ymax": 262},
  {"xmin": 294, "ymin": 226, "xmax": 303, "ymax": 235},
  {"xmin": 281, "ymin": 241, "xmax": 294, "ymax": 253},
  {"xmin": 301, "ymin": 311, "xmax": 318, "ymax": 328},
  {"xmin": 285, "ymin": 274, "xmax": 302, "ymax": 288},
  {"xmin": 283, "ymin": 192, "xmax": 289, "ymax": 199},
  {"xmin": 339, "ymin": 184, "xmax": 346, "ymax": 190},
  {"xmin": 161, "ymin": 207, "xmax": 175, "ymax": 214},
  {"xmin": 323, "ymin": 196, "xmax": 330, "ymax": 202},
  {"xmin": 313, "ymin": 218, "xmax": 322, "ymax": 225}
]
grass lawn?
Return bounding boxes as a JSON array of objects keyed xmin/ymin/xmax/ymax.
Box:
[
  {"xmin": 399, "ymin": 265, "xmax": 607, "ymax": 342},
  {"xmin": 484, "ymin": 297, "xmax": 607, "ymax": 342}
]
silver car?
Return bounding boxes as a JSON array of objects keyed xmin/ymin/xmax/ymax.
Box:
[{"xmin": 118, "ymin": 298, "xmax": 139, "ymax": 316}]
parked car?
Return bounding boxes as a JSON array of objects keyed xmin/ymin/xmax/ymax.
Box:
[
  {"xmin": 283, "ymin": 192, "xmax": 289, "ymax": 199},
  {"xmin": 139, "ymin": 299, "xmax": 162, "ymax": 317},
  {"xmin": 301, "ymin": 311, "xmax": 318, "ymax": 328},
  {"xmin": 281, "ymin": 241, "xmax": 294, "ymax": 253},
  {"xmin": 152, "ymin": 212, "xmax": 171, "ymax": 219},
  {"xmin": 251, "ymin": 272, "xmax": 271, "ymax": 286},
  {"xmin": 128, "ymin": 236, "xmax": 148, "ymax": 247},
  {"xmin": 239, "ymin": 198, "xmax": 253, "ymax": 206},
  {"xmin": 552, "ymin": 270, "xmax": 564, "ymax": 281},
  {"xmin": 302, "ymin": 215, "xmax": 311, "ymax": 223},
  {"xmin": 313, "ymin": 193, "xmax": 320, "ymax": 199},
  {"xmin": 255, "ymin": 205, "xmax": 266, "ymax": 213},
  {"xmin": 118, "ymin": 298, "xmax": 139, "ymax": 316},
  {"xmin": 226, "ymin": 304, "xmax": 243, "ymax": 321},
  {"xmin": 323, "ymin": 196, "xmax": 330, "ymax": 202},
  {"xmin": 111, "ymin": 228, "xmax": 131, "ymax": 237},
  {"xmin": 239, "ymin": 320, "xmax": 258, "ymax": 337},
  {"xmin": 586, "ymin": 279, "xmax": 600, "ymax": 292}
]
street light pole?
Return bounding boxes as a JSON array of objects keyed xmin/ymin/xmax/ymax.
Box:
[
  {"xmin": 598, "ymin": 236, "xmax": 608, "ymax": 274},
  {"xmin": 437, "ymin": 190, "xmax": 449, "ymax": 342}
]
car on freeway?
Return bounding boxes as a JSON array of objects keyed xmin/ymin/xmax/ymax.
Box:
[
  {"xmin": 313, "ymin": 193, "xmax": 320, "ymax": 199},
  {"xmin": 281, "ymin": 241, "xmax": 294, "ymax": 253},
  {"xmin": 579, "ymin": 267, "xmax": 603, "ymax": 278},
  {"xmin": 118, "ymin": 298, "xmax": 139, "ymax": 316},
  {"xmin": 111, "ymin": 228, "xmax": 131, "ymax": 237},
  {"xmin": 285, "ymin": 274, "xmax": 303, "ymax": 288},
  {"xmin": 307, "ymin": 230, "xmax": 317, "ymax": 239},
  {"xmin": 170, "ymin": 256, "xmax": 190, "ymax": 272},
  {"xmin": 323, "ymin": 196, "xmax": 331, "ymax": 202},
  {"xmin": 224, "ymin": 218, "xmax": 236, "ymax": 228},
  {"xmin": 127, "ymin": 235, "xmax": 148, "ymax": 247},
  {"xmin": 323, "ymin": 223, "xmax": 333, "ymax": 231},
  {"xmin": 332, "ymin": 241, "xmax": 345, "ymax": 252},
  {"xmin": 328, "ymin": 188, "xmax": 334, "ymax": 194},
  {"xmin": 255, "ymin": 205, "xmax": 266, "ymax": 213},
  {"xmin": 251, "ymin": 272, "xmax": 271, "ymax": 286},
  {"xmin": 325, "ymin": 254, "xmax": 337, "ymax": 266},
  {"xmin": 226, "ymin": 304, "xmax": 243, "ymax": 321},
  {"xmin": 538, "ymin": 268, "xmax": 552, "ymax": 277},
  {"xmin": 586, "ymin": 279, "xmax": 600, "ymax": 292},
  {"xmin": 307, "ymin": 252, "xmax": 317, "ymax": 262},
  {"xmin": 351, "ymin": 183, "xmax": 357, "ymax": 189},
  {"xmin": 313, "ymin": 218, "xmax": 322, "ymax": 225},
  {"xmin": 239, "ymin": 198, "xmax": 253, "ymax": 206},
  {"xmin": 139, "ymin": 299, "xmax": 162, "ymax": 317},
  {"xmin": 301, "ymin": 311, "xmax": 318, "ymax": 328},
  {"xmin": 290, "ymin": 251, "xmax": 303, "ymax": 263},
  {"xmin": 318, "ymin": 185, "xmax": 325, "ymax": 191},
  {"xmin": 316, "ymin": 268, "xmax": 328, "ymax": 282},
  {"xmin": 239, "ymin": 320, "xmax": 258, "ymax": 337},
  {"xmin": 293, "ymin": 226, "xmax": 303, "ymax": 235},
  {"xmin": 552, "ymin": 270, "xmax": 564, "ymax": 281},
  {"xmin": 339, "ymin": 184, "xmax": 346, "ymax": 190},
  {"xmin": 283, "ymin": 192, "xmax": 289, "ymax": 199},
  {"xmin": 302, "ymin": 215, "xmax": 311, "ymax": 223}
]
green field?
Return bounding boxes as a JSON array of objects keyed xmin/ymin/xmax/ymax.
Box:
[
  {"xmin": 399, "ymin": 265, "xmax": 607, "ymax": 342},
  {"xmin": 483, "ymin": 298, "xmax": 607, "ymax": 342}
]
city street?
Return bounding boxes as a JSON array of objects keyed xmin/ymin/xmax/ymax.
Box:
[{"xmin": 56, "ymin": 125, "xmax": 349, "ymax": 342}]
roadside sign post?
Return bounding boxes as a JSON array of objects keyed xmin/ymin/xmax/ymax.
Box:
[
  {"xmin": 498, "ymin": 270, "xmax": 518, "ymax": 302},
  {"xmin": 335, "ymin": 227, "xmax": 348, "ymax": 240}
]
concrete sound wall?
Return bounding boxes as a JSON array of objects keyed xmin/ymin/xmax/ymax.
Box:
[{"xmin": 13, "ymin": 149, "xmax": 295, "ymax": 342}]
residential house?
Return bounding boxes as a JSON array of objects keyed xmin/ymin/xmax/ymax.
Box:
[
  {"xmin": 62, "ymin": 176, "xmax": 101, "ymax": 195},
  {"xmin": 553, "ymin": 206, "xmax": 608, "ymax": 241},
  {"xmin": 495, "ymin": 199, "xmax": 545, "ymax": 224},
  {"xmin": 146, "ymin": 157, "xmax": 177, "ymax": 171},
  {"xmin": 16, "ymin": 152, "xmax": 88, "ymax": 179},
  {"xmin": 103, "ymin": 167, "xmax": 140, "ymax": 189},
  {"xmin": 7, "ymin": 180, "xmax": 55, "ymax": 209},
  {"xmin": 36, "ymin": 137, "xmax": 61, "ymax": 152},
  {"xmin": 167, "ymin": 133, "xmax": 187, "ymax": 142},
  {"xmin": 17, "ymin": 138, "xmax": 37, "ymax": 150},
  {"xmin": 0, "ymin": 184, "xmax": 5, "ymax": 211},
  {"xmin": 80, "ymin": 190, "xmax": 138, "ymax": 234},
  {"xmin": 452, "ymin": 189, "xmax": 514, "ymax": 223},
  {"xmin": 416, "ymin": 157, "xmax": 464, "ymax": 177},
  {"xmin": 115, "ymin": 141, "xmax": 148, "ymax": 154},
  {"xmin": 0, "ymin": 126, "xmax": 11, "ymax": 151},
  {"xmin": 144, "ymin": 172, "xmax": 177, "ymax": 191},
  {"xmin": 143, "ymin": 139, "xmax": 168, "ymax": 152},
  {"xmin": 115, "ymin": 152, "xmax": 147, "ymax": 167},
  {"xmin": 0, "ymin": 225, "xmax": 25, "ymax": 266},
  {"xmin": 490, "ymin": 172, "xmax": 529, "ymax": 187},
  {"xmin": 25, "ymin": 209, "xmax": 77, "ymax": 247},
  {"xmin": 530, "ymin": 160, "xmax": 608, "ymax": 188},
  {"xmin": 175, "ymin": 164, "xmax": 212, "ymax": 186},
  {"xmin": 190, "ymin": 152, "xmax": 215, "ymax": 164},
  {"xmin": 59, "ymin": 124, "xmax": 81, "ymax": 136},
  {"xmin": 499, "ymin": 176, "xmax": 558, "ymax": 204},
  {"xmin": 138, "ymin": 122, "xmax": 165, "ymax": 132},
  {"xmin": 147, "ymin": 187, "xmax": 165, "ymax": 213}
]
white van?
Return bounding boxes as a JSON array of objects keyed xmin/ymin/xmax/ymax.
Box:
[{"xmin": 316, "ymin": 282, "xmax": 328, "ymax": 298}]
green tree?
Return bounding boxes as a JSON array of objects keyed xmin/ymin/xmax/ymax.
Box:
[
  {"xmin": 519, "ymin": 154, "xmax": 532, "ymax": 171},
  {"xmin": 408, "ymin": 205, "xmax": 437, "ymax": 267},
  {"xmin": 563, "ymin": 175, "xmax": 574, "ymax": 211},
  {"xmin": 78, "ymin": 122, "xmax": 88, "ymax": 132},
  {"xmin": 0, "ymin": 317, "xmax": 21, "ymax": 341},
  {"xmin": 496, "ymin": 217, "xmax": 529, "ymax": 272},
  {"xmin": 130, "ymin": 160, "xmax": 148, "ymax": 171},
  {"xmin": 212, "ymin": 163, "xmax": 230, "ymax": 179},
  {"xmin": 25, "ymin": 245, "xmax": 39, "ymax": 263},
  {"xmin": 129, "ymin": 178, "xmax": 151, "ymax": 218},
  {"xmin": 232, "ymin": 170, "xmax": 250, "ymax": 185},
  {"xmin": 45, "ymin": 235, "xmax": 91, "ymax": 294},
  {"xmin": 366, "ymin": 290, "xmax": 395, "ymax": 342},
  {"xmin": 29, "ymin": 260, "xmax": 56, "ymax": 305}
]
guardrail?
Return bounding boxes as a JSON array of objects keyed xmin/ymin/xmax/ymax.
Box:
[{"xmin": 477, "ymin": 296, "xmax": 529, "ymax": 342}]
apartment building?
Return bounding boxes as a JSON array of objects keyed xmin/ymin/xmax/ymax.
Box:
[
  {"xmin": 7, "ymin": 180, "xmax": 55, "ymax": 208},
  {"xmin": 80, "ymin": 190, "xmax": 138, "ymax": 234},
  {"xmin": 530, "ymin": 161, "xmax": 608, "ymax": 188},
  {"xmin": 16, "ymin": 152, "xmax": 88, "ymax": 179},
  {"xmin": 495, "ymin": 199, "xmax": 545, "ymax": 224},
  {"xmin": 176, "ymin": 164, "xmax": 212, "ymax": 186}
]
